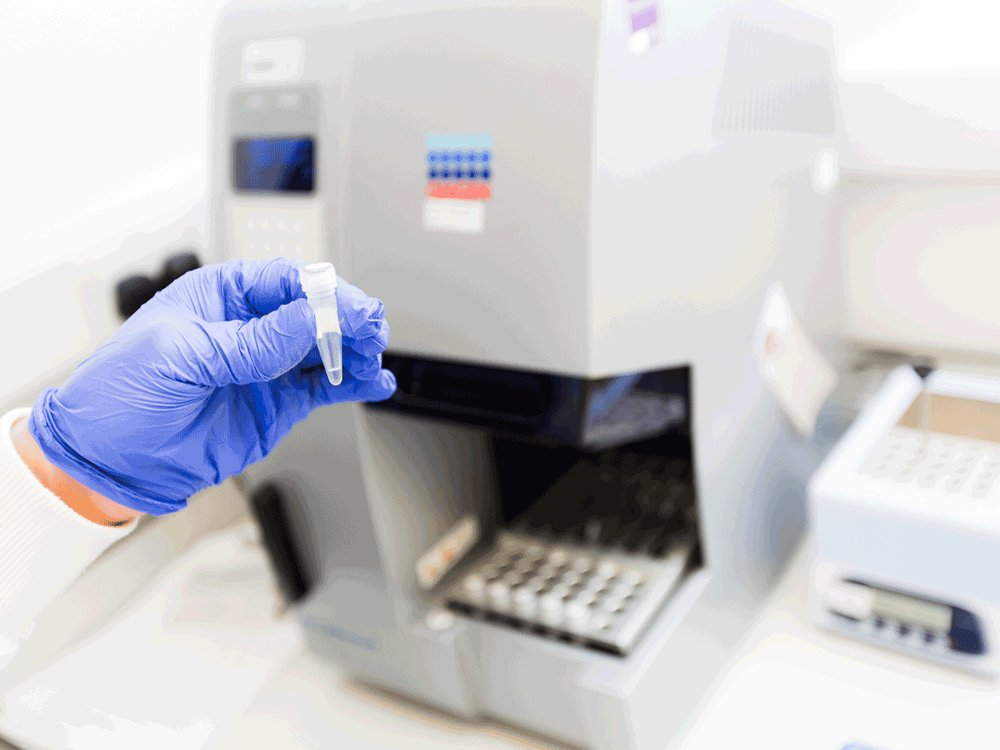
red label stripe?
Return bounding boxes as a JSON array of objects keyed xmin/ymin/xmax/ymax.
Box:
[{"xmin": 425, "ymin": 181, "xmax": 492, "ymax": 201}]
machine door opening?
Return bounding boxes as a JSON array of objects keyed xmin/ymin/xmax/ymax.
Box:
[{"xmin": 372, "ymin": 356, "xmax": 703, "ymax": 656}]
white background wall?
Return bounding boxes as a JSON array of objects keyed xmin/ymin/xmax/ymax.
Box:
[
  {"xmin": 787, "ymin": 0, "xmax": 1000, "ymax": 171},
  {"xmin": 0, "ymin": 0, "xmax": 229, "ymax": 289},
  {"xmin": 782, "ymin": 2, "xmax": 1000, "ymax": 360},
  {"xmin": 790, "ymin": 0, "xmax": 1000, "ymax": 73},
  {"xmin": 0, "ymin": 0, "xmax": 229, "ymax": 405}
]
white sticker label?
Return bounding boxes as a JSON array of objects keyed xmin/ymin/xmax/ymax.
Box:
[
  {"xmin": 423, "ymin": 199, "xmax": 485, "ymax": 234},
  {"xmin": 424, "ymin": 134, "xmax": 492, "ymax": 235},
  {"xmin": 626, "ymin": 1, "xmax": 662, "ymax": 55},
  {"xmin": 416, "ymin": 515, "xmax": 481, "ymax": 590},
  {"xmin": 754, "ymin": 282, "xmax": 838, "ymax": 436}
]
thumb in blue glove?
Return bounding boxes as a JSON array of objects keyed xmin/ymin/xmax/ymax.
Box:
[{"xmin": 29, "ymin": 258, "xmax": 397, "ymax": 515}]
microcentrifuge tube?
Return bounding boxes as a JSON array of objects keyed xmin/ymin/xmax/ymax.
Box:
[{"xmin": 299, "ymin": 262, "xmax": 343, "ymax": 385}]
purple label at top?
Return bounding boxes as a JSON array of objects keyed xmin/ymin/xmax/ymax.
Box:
[{"xmin": 630, "ymin": 5, "xmax": 659, "ymax": 33}]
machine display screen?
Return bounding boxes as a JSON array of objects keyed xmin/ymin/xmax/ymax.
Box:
[
  {"xmin": 872, "ymin": 588, "xmax": 951, "ymax": 631},
  {"xmin": 232, "ymin": 137, "xmax": 315, "ymax": 193}
]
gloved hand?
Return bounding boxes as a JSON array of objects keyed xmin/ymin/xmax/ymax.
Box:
[{"xmin": 29, "ymin": 258, "xmax": 396, "ymax": 515}]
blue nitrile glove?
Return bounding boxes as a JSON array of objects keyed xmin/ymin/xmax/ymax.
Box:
[{"xmin": 29, "ymin": 258, "xmax": 396, "ymax": 515}]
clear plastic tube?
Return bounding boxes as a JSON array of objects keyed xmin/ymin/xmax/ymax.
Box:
[
  {"xmin": 299, "ymin": 263, "xmax": 343, "ymax": 386},
  {"xmin": 317, "ymin": 329, "xmax": 343, "ymax": 386}
]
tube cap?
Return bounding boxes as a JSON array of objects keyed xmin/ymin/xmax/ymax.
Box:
[{"xmin": 299, "ymin": 262, "xmax": 337, "ymax": 297}]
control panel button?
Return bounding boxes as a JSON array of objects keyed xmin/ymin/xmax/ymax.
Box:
[
  {"xmin": 277, "ymin": 93, "xmax": 304, "ymax": 110},
  {"xmin": 824, "ymin": 581, "xmax": 873, "ymax": 621}
]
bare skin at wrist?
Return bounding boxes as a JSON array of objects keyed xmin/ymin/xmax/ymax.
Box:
[{"xmin": 11, "ymin": 418, "xmax": 142, "ymax": 527}]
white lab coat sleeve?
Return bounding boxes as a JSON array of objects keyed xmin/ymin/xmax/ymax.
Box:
[{"xmin": 0, "ymin": 408, "xmax": 135, "ymax": 670}]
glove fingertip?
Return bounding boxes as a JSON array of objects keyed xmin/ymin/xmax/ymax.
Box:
[
  {"xmin": 339, "ymin": 293, "xmax": 387, "ymax": 340},
  {"xmin": 310, "ymin": 368, "xmax": 395, "ymax": 407},
  {"xmin": 343, "ymin": 322, "xmax": 389, "ymax": 357},
  {"xmin": 367, "ymin": 369, "xmax": 398, "ymax": 401},
  {"xmin": 347, "ymin": 357, "xmax": 381, "ymax": 381}
]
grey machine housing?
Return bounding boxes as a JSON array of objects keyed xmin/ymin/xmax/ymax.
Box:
[{"xmin": 210, "ymin": 1, "xmax": 845, "ymax": 747}]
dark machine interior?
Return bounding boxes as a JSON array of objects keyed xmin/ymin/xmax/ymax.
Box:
[
  {"xmin": 375, "ymin": 354, "xmax": 703, "ymax": 567},
  {"xmin": 495, "ymin": 435, "xmax": 699, "ymax": 564},
  {"xmin": 250, "ymin": 354, "xmax": 704, "ymax": 656}
]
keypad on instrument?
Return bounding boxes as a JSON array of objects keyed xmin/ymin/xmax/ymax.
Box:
[{"xmin": 228, "ymin": 202, "xmax": 323, "ymax": 263}]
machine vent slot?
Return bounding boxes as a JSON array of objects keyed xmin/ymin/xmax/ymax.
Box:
[{"xmin": 714, "ymin": 21, "xmax": 837, "ymax": 136}]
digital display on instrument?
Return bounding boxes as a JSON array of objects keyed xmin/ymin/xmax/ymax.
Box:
[
  {"xmin": 232, "ymin": 137, "xmax": 315, "ymax": 194},
  {"xmin": 872, "ymin": 589, "xmax": 951, "ymax": 631}
]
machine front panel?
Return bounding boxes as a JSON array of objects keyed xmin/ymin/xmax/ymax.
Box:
[
  {"xmin": 225, "ymin": 84, "xmax": 325, "ymax": 263},
  {"xmin": 345, "ymin": 3, "xmax": 601, "ymax": 374}
]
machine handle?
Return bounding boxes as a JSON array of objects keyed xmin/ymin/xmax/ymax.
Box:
[{"xmin": 247, "ymin": 483, "xmax": 311, "ymax": 604}]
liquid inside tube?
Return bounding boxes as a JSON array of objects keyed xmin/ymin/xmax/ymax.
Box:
[{"xmin": 317, "ymin": 330, "xmax": 343, "ymax": 386}]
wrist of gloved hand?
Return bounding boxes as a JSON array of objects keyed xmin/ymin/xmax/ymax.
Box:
[
  {"xmin": 29, "ymin": 389, "xmax": 178, "ymax": 515},
  {"xmin": 13, "ymin": 415, "xmax": 140, "ymax": 525}
]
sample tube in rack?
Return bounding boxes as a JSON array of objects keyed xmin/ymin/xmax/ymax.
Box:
[{"xmin": 299, "ymin": 262, "xmax": 343, "ymax": 385}]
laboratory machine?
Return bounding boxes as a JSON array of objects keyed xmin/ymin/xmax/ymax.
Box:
[
  {"xmin": 811, "ymin": 366, "xmax": 1000, "ymax": 677},
  {"xmin": 210, "ymin": 1, "xmax": 845, "ymax": 747}
]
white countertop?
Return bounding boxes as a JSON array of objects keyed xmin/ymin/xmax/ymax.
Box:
[
  {"xmin": 3, "ymin": 522, "xmax": 997, "ymax": 750},
  {"xmin": 681, "ymin": 543, "xmax": 1000, "ymax": 750},
  {"xmin": 215, "ymin": 537, "xmax": 1000, "ymax": 750}
]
